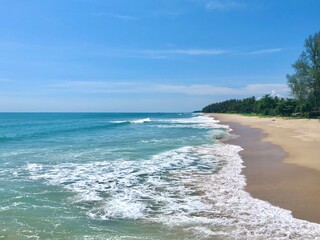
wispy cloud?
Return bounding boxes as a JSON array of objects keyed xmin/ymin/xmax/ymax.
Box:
[
  {"xmin": 206, "ymin": 0, "xmax": 246, "ymax": 10},
  {"xmin": 50, "ymin": 80, "xmax": 289, "ymax": 97},
  {"xmin": 138, "ymin": 48, "xmax": 229, "ymax": 56},
  {"xmin": 93, "ymin": 47, "xmax": 283, "ymax": 59},
  {"xmin": 249, "ymin": 48, "xmax": 284, "ymax": 55},
  {"xmin": 91, "ymin": 48, "xmax": 231, "ymax": 60},
  {"xmin": 50, "ymin": 80, "xmax": 135, "ymax": 91},
  {"xmin": 153, "ymin": 83, "xmax": 289, "ymax": 96},
  {"xmin": 92, "ymin": 10, "xmax": 186, "ymax": 21},
  {"xmin": 102, "ymin": 48, "xmax": 232, "ymax": 59},
  {"xmin": 92, "ymin": 12, "xmax": 137, "ymax": 20}
]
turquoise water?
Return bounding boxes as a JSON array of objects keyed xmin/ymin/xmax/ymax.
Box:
[{"xmin": 1, "ymin": 113, "xmax": 320, "ymax": 239}]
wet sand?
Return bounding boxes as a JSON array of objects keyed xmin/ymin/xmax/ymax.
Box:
[{"xmin": 212, "ymin": 114, "xmax": 320, "ymax": 224}]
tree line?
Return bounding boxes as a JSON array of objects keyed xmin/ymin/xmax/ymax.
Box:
[
  {"xmin": 202, "ymin": 31, "xmax": 320, "ymax": 118},
  {"xmin": 202, "ymin": 95, "xmax": 304, "ymax": 117}
]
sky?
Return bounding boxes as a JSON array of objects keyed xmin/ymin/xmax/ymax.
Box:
[{"xmin": 0, "ymin": 0, "xmax": 319, "ymax": 112}]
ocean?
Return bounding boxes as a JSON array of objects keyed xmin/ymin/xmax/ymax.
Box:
[{"xmin": 0, "ymin": 113, "xmax": 319, "ymax": 239}]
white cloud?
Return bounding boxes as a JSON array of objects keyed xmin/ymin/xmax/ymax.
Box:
[
  {"xmin": 94, "ymin": 47, "xmax": 283, "ymax": 59},
  {"xmin": 153, "ymin": 84, "xmax": 236, "ymax": 95},
  {"xmin": 141, "ymin": 48, "xmax": 229, "ymax": 56},
  {"xmin": 164, "ymin": 49, "xmax": 228, "ymax": 55},
  {"xmin": 2, "ymin": 81, "xmax": 289, "ymax": 112},
  {"xmin": 242, "ymin": 84, "xmax": 289, "ymax": 96},
  {"xmin": 110, "ymin": 14, "xmax": 137, "ymax": 21},
  {"xmin": 153, "ymin": 83, "xmax": 289, "ymax": 96},
  {"xmin": 270, "ymin": 89, "xmax": 282, "ymax": 98},
  {"xmin": 52, "ymin": 81, "xmax": 132, "ymax": 88},
  {"xmin": 50, "ymin": 81, "xmax": 137, "ymax": 93},
  {"xmin": 249, "ymin": 48, "xmax": 284, "ymax": 55},
  {"xmin": 50, "ymin": 81, "xmax": 289, "ymax": 97},
  {"xmin": 109, "ymin": 48, "xmax": 231, "ymax": 59},
  {"xmin": 91, "ymin": 48, "xmax": 230, "ymax": 59},
  {"xmin": 206, "ymin": 0, "xmax": 246, "ymax": 10}
]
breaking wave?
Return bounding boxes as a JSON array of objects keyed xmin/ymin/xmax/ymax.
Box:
[
  {"xmin": 111, "ymin": 118, "xmax": 152, "ymax": 124},
  {"xmin": 25, "ymin": 142, "xmax": 320, "ymax": 239}
]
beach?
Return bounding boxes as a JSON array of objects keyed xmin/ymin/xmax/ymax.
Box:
[{"xmin": 212, "ymin": 113, "xmax": 320, "ymax": 223}]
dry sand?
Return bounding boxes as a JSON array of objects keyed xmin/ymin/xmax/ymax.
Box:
[{"xmin": 212, "ymin": 113, "xmax": 320, "ymax": 223}]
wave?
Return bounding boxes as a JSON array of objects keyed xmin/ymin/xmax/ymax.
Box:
[
  {"xmin": 24, "ymin": 146, "xmax": 218, "ymax": 219},
  {"xmin": 159, "ymin": 115, "xmax": 229, "ymax": 129},
  {"xmin": 130, "ymin": 118, "xmax": 151, "ymax": 124},
  {"xmin": 161, "ymin": 144, "xmax": 320, "ymax": 239},
  {"xmin": 23, "ymin": 142, "xmax": 320, "ymax": 238},
  {"xmin": 111, "ymin": 118, "xmax": 151, "ymax": 124},
  {"xmin": 2, "ymin": 116, "xmax": 155, "ymax": 143}
]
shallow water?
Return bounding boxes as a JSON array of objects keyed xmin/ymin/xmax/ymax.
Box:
[{"xmin": 0, "ymin": 113, "xmax": 320, "ymax": 239}]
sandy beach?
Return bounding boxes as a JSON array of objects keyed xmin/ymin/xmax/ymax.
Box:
[{"xmin": 212, "ymin": 113, "xmax": 320, "ymax": 223}]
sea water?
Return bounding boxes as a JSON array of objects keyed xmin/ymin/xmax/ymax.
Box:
[{"xmin": 0, "ymin": 113, "xmax": 319, "ymax": 239}]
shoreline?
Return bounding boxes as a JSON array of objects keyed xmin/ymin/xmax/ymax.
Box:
[{"xmin": 212, "ymin": 113, "xmax": 320, "ymax": 224}]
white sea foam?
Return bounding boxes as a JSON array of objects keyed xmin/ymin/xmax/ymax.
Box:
[
  {"xmin": 111, "ymin": 118, "xmax": 151, "ymax": 124},
  {"xmin": 158, "ymin": 115, "xmax": 230, "ymax": 130},
  {"xmin": 24, "ymin": 142, "xmax": 320, "ymax": 238},
  {"xmin": 22, "ymin": 114, "xmax": 320, "ymax": 239},
  {"xmin": 140, "ymin": 139, "xmax": 161, "ymax": 143},
  {"xmin": 155, "ymin": 124, "xmax": 211, "ymax": 129},
  {"xmin": 160, "ymin": 144, "xmax": 320, "ymax": 239},
  {"xmin": 25, "ymin": 146, "xmax": 217, "ymax": 222},
  {"xmin": 131, "ymin": 118, "xmax": 151, "ymax": 124},
  {"xmin": 110, "ymin": 120, "xmax": 128, "ymax": 124}
]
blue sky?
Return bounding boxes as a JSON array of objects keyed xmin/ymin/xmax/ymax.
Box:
[{"xmin": 0, "ymin": 0, "xmax": 319, "ymax": 112}]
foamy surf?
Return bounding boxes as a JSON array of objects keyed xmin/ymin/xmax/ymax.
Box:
[
  {"xmin": 111, "ymin": 118, "xmax": 151, "ymax": 124},
  {"xmin": 167, "ymin": 143, "xmax": 320, "ymax": 239},
  {"xmin": 25, "ymin": 143, "xmax": 320, "ymax": 239}
]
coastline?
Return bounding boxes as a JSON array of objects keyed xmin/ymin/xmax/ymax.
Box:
[{"xmin": 212, "ymin": 113, "xmax": 320, "ymax": 224}]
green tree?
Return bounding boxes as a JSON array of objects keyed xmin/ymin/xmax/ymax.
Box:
[
  {"xmin": 275, "ymin": 98, "xmax": 297, "ymax": 116},
  {"xmin": 287, "ymin": 32, "xmax": 320, "ymax": 112},
  {"xmin": 255, "ymin": 94, "xmax": 278, "ymax": 115}
]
